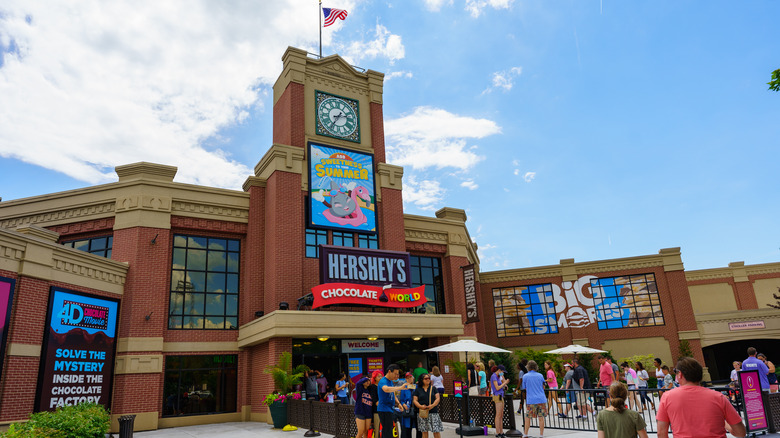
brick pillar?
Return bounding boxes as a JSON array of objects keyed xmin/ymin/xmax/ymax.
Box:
[
  {"xmin": 734, "ymin": 281, "xmax": 759, "ymax": 310},
  {"xmin": 110, "ymin": 226, "xmax": 171, "ymax": 416},
  {"xmin": 273, "ymin": 83, "xmax": 306, "ymax": 148},
  {"xmin": 377, "ymin": 187, "xmax": 405, "ymax": 252},
  {"xmin": 370, "ymin": 102, "xmax": 386, "ymax": 163},
  {"xmin": 242, "ymin": 182, "xmax": 266, "ymax": 325}
]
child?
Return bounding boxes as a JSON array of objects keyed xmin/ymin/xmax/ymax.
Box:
[{"xmin": 326, "ymin": 386, "xmax": 335, "ymax": 403}]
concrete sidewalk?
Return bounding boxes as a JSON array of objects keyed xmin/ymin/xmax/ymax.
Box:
[
  {"xmin": 132, "ymin": 421, "xmax": 773, "ymax": 438},
  {"xmin": 134, "ymin": 421, "xmax": 596, "ymax": 438}
]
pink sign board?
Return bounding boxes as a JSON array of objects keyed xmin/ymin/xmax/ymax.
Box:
[
  {"xmin": 367, "ymin": 357, "xmax": 384, "ymax": 375},
  {"xmin": 728, "ymin": 320, "xmax": 765, "ymax": 331},
  {"xmin": 453, "ymin": 380, "xmax": 463, "ymax": 397},
  {"xmin": 738, "ymin": 369, "xmax": 768, "ymax": 432}
]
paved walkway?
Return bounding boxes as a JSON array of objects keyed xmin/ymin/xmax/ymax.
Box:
[{"xmin": 133, "ymin": 420, "xmax": 769, "ymax": 438}]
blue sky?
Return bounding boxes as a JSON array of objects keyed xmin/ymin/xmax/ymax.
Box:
[{"xmin": 0, "ymin": 1, "xmax": 778, "ymax": 271}]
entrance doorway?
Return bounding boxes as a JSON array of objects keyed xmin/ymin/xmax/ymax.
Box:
[{"xmin": 702, "ymin": 338, "xmax": 780, "ymax": 382}]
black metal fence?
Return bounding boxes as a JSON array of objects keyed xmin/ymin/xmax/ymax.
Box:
[
  {"xmin": 288, "ymin": 393, "xmax": 521, "ymax": 438},
  {"xmin": 286, "ymin": 388, "xmax": 780, "ymax": 437}
]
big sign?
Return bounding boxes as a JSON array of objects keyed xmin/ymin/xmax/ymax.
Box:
[{"xmin": 36, "ymin": 288, "xmax": 119, "ymax": 412}]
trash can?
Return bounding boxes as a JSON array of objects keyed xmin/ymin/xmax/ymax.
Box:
[{"xmin": 118, "ymin": 414, "xmax": 136, "ymax": 438}]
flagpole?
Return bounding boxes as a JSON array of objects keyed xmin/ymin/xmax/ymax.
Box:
[{"xmin": 319, "ymin": 0, "xmax": 322, "ymax": 58}]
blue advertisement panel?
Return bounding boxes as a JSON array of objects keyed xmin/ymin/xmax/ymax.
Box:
[
  {"xmin": 308, "ymin": 142, "xmax": 377, "ymax": 233},
  {"xmin": 36, "ymin": 287, "xmax": 120, "ymax": 412}
]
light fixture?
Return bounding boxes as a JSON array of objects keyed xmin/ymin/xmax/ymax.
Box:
[
  {"xmin": 254, "ymin": 311, "xmax": 265, "ymax": 318},
  {"xmin": 412, "ymin": 336, "xmax": 422, "ymax": 341},
  {"xmin": 279, "ymin": 302, "xmax": 289, "ymax": 310},
  {"xmin": 303, "ymin": 341, "xmax": 312, "ymax": 345},
  {"xmin": 367, "ymin": 336, "xmax": 378, "ymax": 341},
  {"xmin": 317, "ymin": 336, "xmax": 329, "ymax": 342}
]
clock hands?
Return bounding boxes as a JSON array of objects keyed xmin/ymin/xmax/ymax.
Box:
[{"xmin": 331, "ymin": 111, "xmax": 346, "ymax": 123}]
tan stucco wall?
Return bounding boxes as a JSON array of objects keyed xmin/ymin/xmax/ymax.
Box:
[
  {"xmin": 688, "ymin": 283, "xmax": 738, "ymax": 314},
  {"xmin": 753, "ymin": 277, "xmax": 780, "ymax": 308}
]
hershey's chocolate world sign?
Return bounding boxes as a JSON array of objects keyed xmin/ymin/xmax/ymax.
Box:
[
  {"xmin": 36, "ymin": 288, "xmax": 119, "ymax": 412},
  {"xmin": 463, "ymin": 264, "xmax": 479, "ymax": 324},
  {"xmin": 319, "ymin": 245, "xmax": 411, "ymax": 288}
]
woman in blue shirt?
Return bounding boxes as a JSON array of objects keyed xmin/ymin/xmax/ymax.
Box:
[
  {"xmin": 354, "ymin": 377, "xmax": 373, "ymax": 438},
  {"xmin": 336, "ymin": 372, "xmax": 349, "ymax": 404}
]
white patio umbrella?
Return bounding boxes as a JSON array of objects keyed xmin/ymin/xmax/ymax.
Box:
[
  {"xmin": 424, "ymin": 339, "xmax": 511, "ymax": 353},
  {"xmin": 425, "ymin": 339, "xmax": 512, "ymax": 437},
  {"xmin": 544, "ymin": 344, "xmax": 606, "ymax": 355}
]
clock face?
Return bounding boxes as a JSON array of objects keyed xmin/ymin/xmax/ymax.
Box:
[{"xmin": 315, "ymin": 92, "xmax": 360, "ymax": 142}]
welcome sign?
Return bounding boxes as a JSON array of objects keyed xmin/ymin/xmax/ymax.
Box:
[{"xmin": 36, "ymin": 288, "xmax": 119, "ymax": 412}]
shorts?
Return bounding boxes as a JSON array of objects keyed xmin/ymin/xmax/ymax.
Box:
[
  {"xmin": 525, "ymin": 403, "xmax": 547, "ymax": 418},
  {"xmin": 576, "ymin": 392, "xmax": 590, "ymax": 408},
  {"xmin": 356, "ymin": 414, "xmax": 369, "ymax": 421},
  {"xmin": 565, "ymin": 391, "xmax": 575, "ymax": 404},
  {"xmin": 417, "ymin": 412, "xmax": 443, "ymax": 432},
  {"xmin": 479, "ymin": 387, "xmax": 488, "ymax": 396}
]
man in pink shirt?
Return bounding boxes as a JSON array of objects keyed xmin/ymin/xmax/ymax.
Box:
[
  {"xmin": 656, "ymin": 357, "xmax": 745, "ymax": 438},
  {"xmin": 598, "ymin": 356, "xmax": 613, "ymax": 387}
]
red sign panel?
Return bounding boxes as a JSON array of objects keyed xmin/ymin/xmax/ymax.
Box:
[{"xmin": 312, "ymin": 283, "xmax": 426, "ymax": 309}]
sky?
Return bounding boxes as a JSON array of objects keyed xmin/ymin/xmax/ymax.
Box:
[{"xmin": 0, "ymin": 1, "xmax": 778, "ymax": 271}]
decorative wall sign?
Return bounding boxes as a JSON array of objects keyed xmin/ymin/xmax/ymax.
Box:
[
  {"xmin": 315, "ymin": 91, "xmax": 360, "ymax": 143},
  {"xmin": 342, "ymin": 340, "xmax": 385, "ymax": 353},
  {"xmin": 308, "ymin": 142, "xmax": 376, "ymax": 233},
  {"xmin": 462, "ymin": 264, "xmax": 479, "ymax": 324},
  {"xmin": 0, "ymin": 277, "xmax": 16, "ymax": 383},
  {"xmin": 312, "ymin": 283, "xmax": 426, "ymax": 309},
  {"xmin": 36, "ymin": 288, "xmax": 119, "ymax": 412},
  {"xmin": 729, "ymin": 321, "xmax": 765, "ymax": 331},
  {"xmin": 320, "ymin": 245, "xmax": 411, "ymax": 287}
]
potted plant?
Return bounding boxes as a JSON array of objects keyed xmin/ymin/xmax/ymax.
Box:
[{"xmin": 264, "ymin": 352, "xmax": 304, "ymax": 428}]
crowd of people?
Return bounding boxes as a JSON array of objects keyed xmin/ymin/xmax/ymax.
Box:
[{"xmin": 297, "ymin": 348, "xmax": 775, "ymax": 438}]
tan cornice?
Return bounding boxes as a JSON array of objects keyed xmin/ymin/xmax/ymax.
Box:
[
  {"xmin": 686, "ymin": 261, "xmax": 780, "ymax": 282},
  {"xmin": 237, "ymin": 310, "xmax": 464, "ymax": 348},
  {"xmin": 694, "ymin": 307, "xmax": 780, "ymax": 324},
  {"xmin": 0, "ymin": 171, "xmax": 250, "ymax": 230},
  {"xmin": 480, "ymin": 248, "xmax": 681, "ymax": 284},
  {"xmin": 162, "ymin": 342, "xmax": 239, "ymax": 353},
  {"xmin": 253, "ymin": 143, "xmax": 306, "ymax": 181},
  {"xmin": 0, "ymin": 227, "xmax": 127, "ymax": 294},
  {"xmin": 403, "ymin": 212, "xmax": 478, "ymax": 265}
]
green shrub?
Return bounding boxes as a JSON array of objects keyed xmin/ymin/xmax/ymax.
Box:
[{"xmin": 1, "ymin": 403, "xmax": 109, "ymax": 438}]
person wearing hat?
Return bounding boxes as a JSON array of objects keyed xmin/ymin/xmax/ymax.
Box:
[
  {"xmin": 490, "ymin": 365, "xmax": 510, "ymax": 438},
  {"xmin": 355, "ymin": 377, "xmax": 374, "ymax": 438},
  {"xmin": 559, "ymin": 363, "xmax": 575, "ymax": 418}
]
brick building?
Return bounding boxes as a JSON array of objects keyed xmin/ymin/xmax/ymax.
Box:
[{"xmin": 0, "ymin": 47, "xmax": 777, "ymax": 432}]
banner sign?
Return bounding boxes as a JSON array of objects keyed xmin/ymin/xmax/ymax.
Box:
[
  {"xmin": 453, "ymin": 380, "xmax": 463, "ymax": 398},
  {"xmin": 36, "ymin": 288, "xmax": 119, "ymax": 412},
  {"xmin": 308, "ymin": 142, "xmax": 377, "ymax": 233},
  {"xmin": 348, "ymin": 358, "xmax": 363, "ymax": 381},
  {"xmin": 0, "ymin": 277, "xmax": 16, "ymax": 382},
  {"xmin": 729, "ymin": 321, "xmax": 765, "ymax": 331},
  {"xmin": 367, "ymin": 357, "xmax": 384, "ymax": 375},
  {"xmin": 320, "ymin": 245, "xmax": 411, "ymax": 288},
  {"xmin": 462, "ymin": 264, "xmax": 479, "ymax": 324},
  {"xmin": 342, "ymin": 340, "xmax": 385, "ymax": 353},
  {"xmin": 738, "ymin": 369, "xmax": 768, "ymax": 433},
  {"xmin": 312, "ymin": 283, "xmax": 426, "ymax": 309}
]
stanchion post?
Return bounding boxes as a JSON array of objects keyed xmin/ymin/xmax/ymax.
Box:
[
  {"xmin": 503, "ymin": 393, "xmax": 522, "ymax": 437},
  {"xmin": 304, "ymin": 398, "xmax": 321, "ymax": 437}
]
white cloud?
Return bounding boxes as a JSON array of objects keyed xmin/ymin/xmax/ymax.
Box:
[
  {"xmin": 403, "ymin": 176, "xmax": 445, "ymax": 211},
  {"xmin": 0, "ymin": 1, "xmax": 377, "ymax": 189},
  {"xmin": 385, "ymin": 106, "xmax": 500, "ymax": 171},
  {"xmin": 423, "ymin": 0, "xmax": 453, "ymax": 12},
  {"xmin": 523, "ymin": 171, "xmax": 536, "ymax": 182},
  {"xmin": 385, "ymin": 70, "xmax": 413, "ymax": 81},
  {"xmin": 342, "ymin": 24, "xmax": 405, "ymax": 66},
  {"xmin": 483, "ymin": 66, "xmax": 522, "ymax": 94},
  {"xmin": 513, "ymin": 169, "xmax": 520, "ymax": 176},
  {"xmin": 461, "ymin": 179, "xmax": 478, "ymax": 190},
  {"xmin": 465, "ymin": 0, "xmax": 514, "ymax": 18}
]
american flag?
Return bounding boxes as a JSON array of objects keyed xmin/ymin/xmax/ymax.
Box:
[{"xmin": 323, "ymin": 8, "xmax": 348, "ymax": 27}]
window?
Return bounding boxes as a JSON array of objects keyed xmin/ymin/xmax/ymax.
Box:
[
  {"xmin": 410, "ymin": 256, "xmax": 445, "ymax": 314},
  {"xmin": 332, "ymin": 231, "xmax": 354, "ymax": 248},
  {"xmin": 162, "ymin": 355, "xmax": 237, "ymax": 417},
  {"xmin": 357, "ymin": 233, "xmax": 378, "ymax": 249},
  {"xmin": 492, "ymin": 284, "xmax": 557, "ymax": 337},
  {"xmin": 62, "ymin": 236, "xmax": 113, "ymax": 258},
  {"xmin": 590, "ymin": 273, "xmax": 665, "ymax": 330},
  {"xmin": 169, "ymin": 235, "xmax": 239, "ymax": 330},
  {"xmin": 305, "ymin": 229, "xmax": 328, "ymax": 258}
]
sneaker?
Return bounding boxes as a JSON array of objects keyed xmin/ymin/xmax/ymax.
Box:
[
  {"xmin": 575, "ymin": 415, "xmax": 585, "ymax": 419},
  {"xmin": 557, "ymin": 413, "xmax": 567, "ymax": 418}
]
